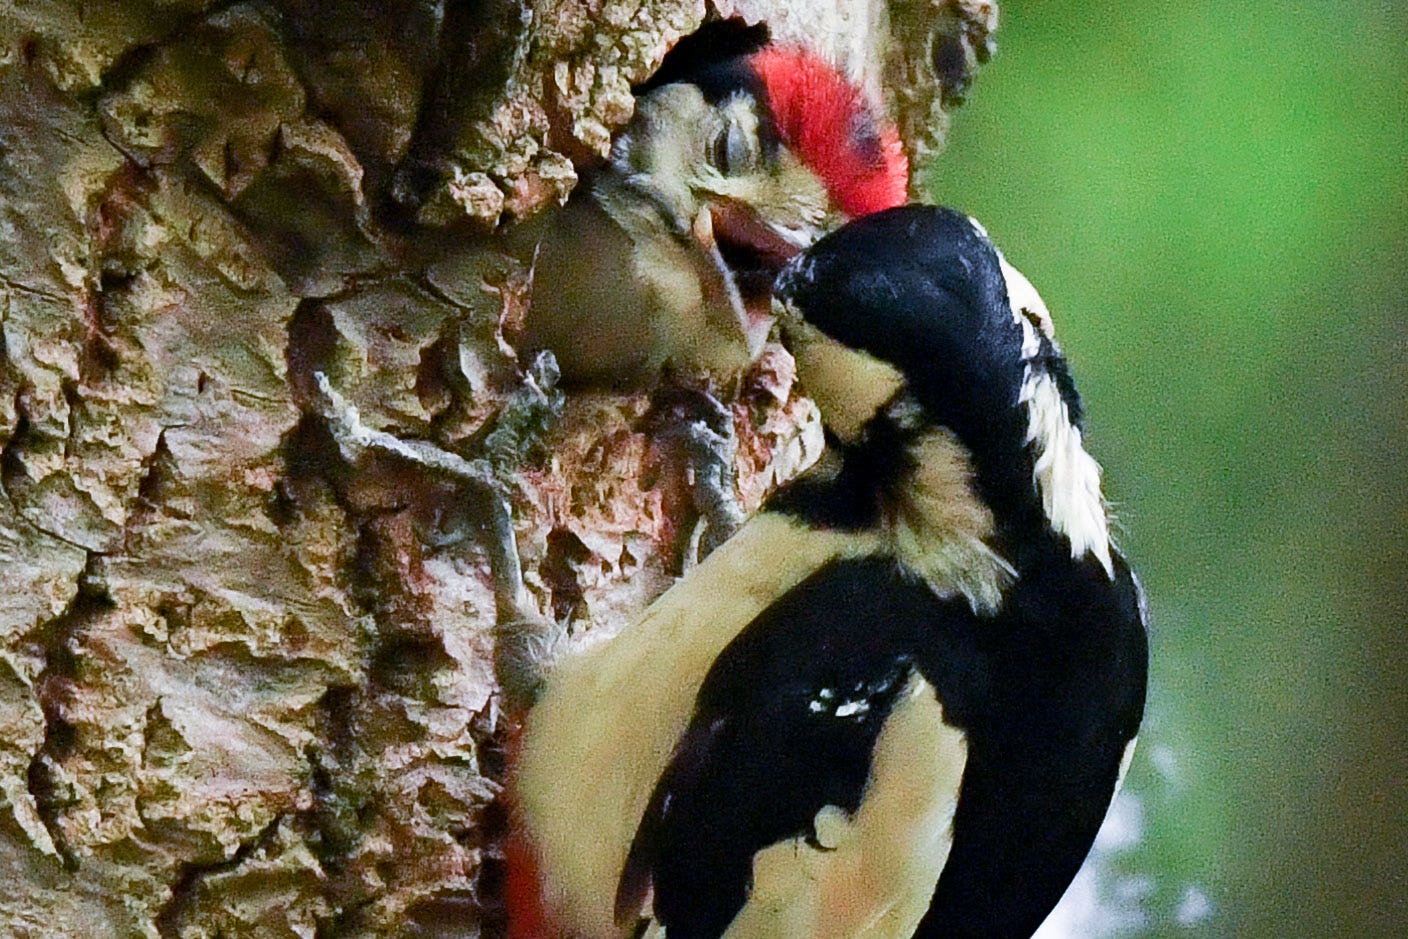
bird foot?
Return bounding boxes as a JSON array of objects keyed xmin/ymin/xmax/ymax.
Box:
[
  {"xmin": 649, "ymin": 387, "xmax": 748, "ymax": 568},
  {"xmin": 309, "ymin": 357, "xmax": 566, "ymax": 710}
]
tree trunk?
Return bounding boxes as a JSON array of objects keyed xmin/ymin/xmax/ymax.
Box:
[{"xmin": 0, "ymin": 2, "xmax": 995, "ymax": 935}]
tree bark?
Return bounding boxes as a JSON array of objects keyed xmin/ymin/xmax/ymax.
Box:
[{"xmin": 0, "ymin": 2, "xmax": 996, "ymax": 935}]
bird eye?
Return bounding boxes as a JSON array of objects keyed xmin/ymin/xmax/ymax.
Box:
[{"xmin": 712, "ymin": 121, "xmax": 754, "ymax": 176}]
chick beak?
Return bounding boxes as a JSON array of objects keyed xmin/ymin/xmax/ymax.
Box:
[{"xmin": 690, "ymin": 199, "xmax": 805, "ymax": 358}]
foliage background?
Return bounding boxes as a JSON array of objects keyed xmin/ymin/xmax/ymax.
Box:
[{"xmin": 931, "ymin": 2, "xmax": 1407, "ymax": 936}]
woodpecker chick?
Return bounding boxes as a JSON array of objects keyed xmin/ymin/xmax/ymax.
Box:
[
  {"xmin": 515, "ymin": 42, "xmax": 907, "ymax": 559},
  {"xmin": 508, "ymin": 205, "xmax": 1148, "ymax": 939},
  {"xmin": 517, "ymin": 45, "xmax": 909, "ymax": 388}
]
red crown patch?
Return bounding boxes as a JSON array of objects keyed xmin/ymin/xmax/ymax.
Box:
[{"xmin": 749, "ymin": 47, "xmax": 910, "ymax": 217}]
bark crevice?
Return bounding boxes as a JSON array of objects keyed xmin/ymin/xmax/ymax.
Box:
[{"xmin": 24, "ymin": 551, "xmax": 113, "ymax": 873}]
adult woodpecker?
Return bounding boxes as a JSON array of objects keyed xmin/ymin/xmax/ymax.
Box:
[
  {"xmin": 516, "ymin": 38, "xmax": 909, "ymax": 388},
  {"xmin": 506, "ymin": 205, "xmax": 1148, "ymax": 939}
]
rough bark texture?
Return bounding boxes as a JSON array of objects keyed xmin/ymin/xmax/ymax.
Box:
[{"xmin": 0, "ymin": 2, "xmax": 995, "ymax": 936}]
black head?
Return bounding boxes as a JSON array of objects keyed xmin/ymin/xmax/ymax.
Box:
[
  {"xmin": 775, "ymin": 205, "xmax": 1114, "ymax": 573},
  {"xmin": 775, "ymin": 205, "xmax": 1030, "ymax": 448},
  {"xmin": 634, "ymin": 19, "xmax": 772, "ymax": 98}
]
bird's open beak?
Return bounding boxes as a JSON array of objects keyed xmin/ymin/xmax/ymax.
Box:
[
  {"xmin": 690, "ymin": 200, "xmax": 806, "ymax": 359},
  {"xmin": 707, "ymin": 200, "xmax": 808, "ymax": 274}
]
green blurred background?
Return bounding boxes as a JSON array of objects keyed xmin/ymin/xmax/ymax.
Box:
[{"xmin": 928, "ymin": 2, "xmax": 1407, "ymax": 936}]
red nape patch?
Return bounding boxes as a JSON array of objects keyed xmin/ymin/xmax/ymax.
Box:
[{"xmin": 750, "ymin": 47, "xmax": 909, "ymax": 217}]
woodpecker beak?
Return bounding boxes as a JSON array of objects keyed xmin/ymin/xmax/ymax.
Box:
[
  {"xmin": 689, "ymin": 198, "xmax": 807, "ymax": 360},
  {"xmin": 708, "ymin": 198, "xmax": 809, "ymax": 272}
]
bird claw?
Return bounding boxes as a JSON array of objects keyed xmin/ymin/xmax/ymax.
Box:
[
  {"xmin": 650, "ymin": 388, "xmax": 748, "ymax": 568},
  {"xmin": 309, "ymin": 362, "xmax": 565, "ymax": 710}
]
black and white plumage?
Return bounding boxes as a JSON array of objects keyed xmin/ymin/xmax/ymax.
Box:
[{"xmin": 509, "ymin": 205, "xmax": 1148, "ymax": 939}]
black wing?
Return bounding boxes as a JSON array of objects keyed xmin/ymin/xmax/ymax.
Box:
[
  {"xmin": 914, "ymin": 544, "xmax": 1149, "ymax": 939},
  {"xmin": 616, "ymin": 557, "xmax": 986, "ymax": 939},
  {"xmin": 618, "ymin": 543, "xmax": 1147, "ymax": 939}
]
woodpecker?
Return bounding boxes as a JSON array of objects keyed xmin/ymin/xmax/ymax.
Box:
[
  {"xmin": 512, "ymin": 35, "xmax": 909, "ymax": 558},
  {"xmin": 506, "ymin": 205, "xmax": 1148, "ymax": 939},
  {"xmin": 516, "ymin": 38, "xmax": 909, "ymax": 388}
]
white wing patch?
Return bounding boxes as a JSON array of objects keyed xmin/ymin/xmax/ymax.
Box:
[
  {"xmin": 1019, "ymin": 369, "xmax": 1113, "ymax": 576},
  {"xmin": 997, "ymin": 255, "xmax": 1056, "ymax": 347},
  {"xmin": 723, "ymin": 674, "xmax": 967, "ymax": 939},
  {"xmin": 998, "ymin": 254, "xmax": 1115, "ymax": 578}
]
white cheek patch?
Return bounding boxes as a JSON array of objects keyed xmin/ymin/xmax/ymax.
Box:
[{"xmin": 788, "ymin": 320, "xmax": 907, "ymax": 444}]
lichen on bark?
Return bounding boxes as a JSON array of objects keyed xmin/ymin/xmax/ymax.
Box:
[{"xmin": 0, "ymin": 2, "xmax": 995, "ymax": 935}]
